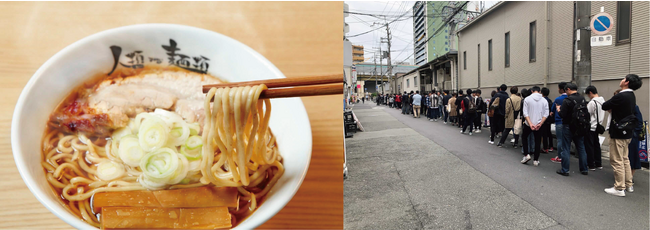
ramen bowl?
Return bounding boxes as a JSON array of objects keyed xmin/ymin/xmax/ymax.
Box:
[{"xmin": 11, "ymin": 24, "xmax": 312, "ymax": 229}]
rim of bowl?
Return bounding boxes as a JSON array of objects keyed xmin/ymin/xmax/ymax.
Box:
[{"xmin": 11, "ymin": 23, "xmax": 312, "ymax": 229}]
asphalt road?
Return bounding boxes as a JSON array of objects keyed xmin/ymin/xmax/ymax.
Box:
[{"xmin": 344, "ymin": 103, "xmax": 648, "ymax": 230}]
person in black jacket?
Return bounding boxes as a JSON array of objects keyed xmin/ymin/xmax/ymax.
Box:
[
  {"xmin": 602, "ymin": 74, "xmax": 642, "ymax": 196},
  {"xmin": 490, "ymin": 84, "xmax": 509, "ymax": 143},
  {"xmin": 442, "ymin": 90, "xmax": 451, "ymax": 124},
  {"xmin": 455, "ymin": 90, "xmax": 466, "ymax": 128},
  {"xmin": 541, "ymin": 87, "xmax": 554, "ymax": 153},
  {"xmin": 556, "ymin": 83, "xmax": 588, "ymax": 176},
  {"xmin": 461, "ymin": 89, "xmax": 477, "ymax": 135},
  {"xmin": 473, "ymin": 89, "xmax": 485, "ymax": 133}
]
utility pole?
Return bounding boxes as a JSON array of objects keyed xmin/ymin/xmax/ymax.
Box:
[
  {"xmin": 574, "ymin": 1, "xmax": 591, "ymax": 99},
  {"xmin": 386, "ymin": 24, "xmax": 392, "ymax": 95}
]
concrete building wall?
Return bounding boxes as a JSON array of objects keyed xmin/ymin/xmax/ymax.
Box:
[
  {"xmin": 458, "ymin": 1, "xmax": 566, "ymax": 90},
  {"xmin": 402, "ymin": 71, "xmax": 419, "ymax": 94}
]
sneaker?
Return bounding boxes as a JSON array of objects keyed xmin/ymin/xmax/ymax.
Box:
[
  {"xmin": 604, "ymin": 187, "xmax": 625, "ymax": 197},
  {"xmin": 434, "ymin": 119, "xmax": 438, "ymax": 122},
  {"xmin": 475, "ymin": 130, "xmax": 482, "ymax": 133},
  {"xmin": 551, "ymin": 157, "xmax": 562, "ymax": 163},
  {"xmin": 510, "ymin": 138, "xmax": 515, "ymax": 143},
  {"xmin": 533, "ymin": 161, "xmax": 539, "ymax": 166},
  {"xmin": 513, "ymin": 144, "xmax": 519, "ymax": 149},
  {"xmin": 589, "ymin": 168, "xmax": 596, "ymax": 171},
  {"xmin": 444, "ymin": 122, "xmax": 447, "ymax": 124},
  {"xmin": 469, "ymin": 132, "xmax": 473, "ymax": 136},
  {"xmin": 460, "ymin": 130, "xmax": 464, "ymax": 134},
  {"xmin": 488, "ymin": 140, "xmax": 494, "ymax": 145},
  {"xmin": 549, "ymin": 147, "xmax": 554, "ymax": 152},
  {"xmin": 521, "ymin": 154, "xmax": 531, "ymax": 164},
  {"xmin": 581, "ymin": 171, "xmax": 588, "ymax": 175},
  {"xmin": 556, "ymin": 170, "xmax": 569, "ymax": 176},
  {"xmin": 627, "ymin": 186, "xmax": 634, "ymax": 193},
  {"xmin": 497, "ymin": 144, "xmax": 503, "ymax": 148},
  {"xmin": 597, "ymin": 167, "xmax": 603, "ymax": 170}
]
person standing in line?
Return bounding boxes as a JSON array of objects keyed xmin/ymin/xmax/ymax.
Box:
[
  {"xmin": 520, "ymin": 89, "xmax": 535, "ymax": 154},
  {"xmin": 456, "ymin": 90, "xmax": 466, "ymax": 128},
  {"xmin": 585, "ymin": 86, "xmax": 605, "ymax": 171},
  {"xmin": 362, "ymin": 96, "xmax": 365, "ymax": 104},
  {"xmin": 556, "ymin": 83, "xmax": 589, "ymax": 176},
  {"xmin": 541, "ymin": 87, "xmax": 555, "ymax": 153},
  {"xmin": 412, "ymin": 90, "xmax": 422, "ymax": 118},
  {"xmin": 461, "ymin": 89, "xmax": 477, "ymax": 135},
  {"xmin": 424, "ymin": 92, "xmax": 431, "ymax": 119},
  {"xmin": 551, "ymin": 82, "xmax": 568, "ymax": 163},
  {"xmin": 601, "ymin": 74, "xmax": 642, "ymax": 196},
  {"xmin": 430, "ymin": 91, "xmax": 441, "ymax": 121},
  {"xmin": 389, "ymin": 94, "xmax": 395, "ymax": 108},
  {"xmin": 396, "ymin": 93, "xmax": 402, "ymax": 109},
  {"xmin": 449, "ymin": 93, "xmax": 458, "ymax": 125},
  {"xmin": 490, "ymin": 84, "xmax": 509, "ymax": 144},
  {"xmin": 497, "ymin": 87, "xmax": 521, "ymax": 147},
  {"xmin": 628, "ymin": 105, "xmax": 643, "ymax": 181},
  {"xmin": 473, "ymin": 89, "xmax": 484, "ymax": 133},
  {"xmin": 401, "ymin": 91, "xmax": 409, "ymax": 114},
  {"xmin": 520, "ymin": 86, "xmax": 549, "ymax": 166},
  {"xmin": 442, "ymin": 90, "xmax": 451, "ymax": 124},
  {"xmin": 437, "ymin": 91, "xmax": 444, "ymax": 121},
  {"xmin": 488, "ymin": 90, "xmax": 497, "ymax": 141}
]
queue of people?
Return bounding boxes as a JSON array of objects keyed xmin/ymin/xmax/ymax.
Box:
[{"xmin": 373, "ymin": 74, "xmax": 645, "ymax": 197}]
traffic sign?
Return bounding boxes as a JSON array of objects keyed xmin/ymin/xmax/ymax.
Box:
[{"xmin": 590, "ymin": 12, "xmax": 614, "ymax": 35}]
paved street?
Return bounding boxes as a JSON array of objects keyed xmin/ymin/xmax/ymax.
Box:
[{"xmin": 344, "ymin": 103, "xmax": 648, "ymax": 230}]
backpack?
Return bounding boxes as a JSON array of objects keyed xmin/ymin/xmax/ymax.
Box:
[
  {"xmin": 571, "ymin": 98, "xmax": 590, "ymax": 136},
  {"xmin": 490, "ymin": 97, "xmax": 500, "ymax": 111},
  {"xmin": 467, "ymin": 97, "xmax": 477, "ymax": 114}
]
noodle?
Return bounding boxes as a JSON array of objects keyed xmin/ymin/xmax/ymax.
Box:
[{"xmin": 42, "ymin": 81, "xmax": 284, "ymax": 228}]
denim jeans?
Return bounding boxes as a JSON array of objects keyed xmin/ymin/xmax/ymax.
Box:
[
  {"xmin": 555, "ymin": 123, "xmax": 563, "ymax": 158},
  {"xmin": 559, "ymin": 125, "xmax": 588, "ymax": 173},
  {"xmin": 432, "ymin": 108, "xmax": 440, "ymax": 119},
  {"xmin": 442, "ymin": 106, "xmax": 449, "ymax": 122}
]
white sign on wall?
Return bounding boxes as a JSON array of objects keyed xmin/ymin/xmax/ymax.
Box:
[{"xmin": 591, "ymin": 35, "xmax": 613, "ymax": 46}]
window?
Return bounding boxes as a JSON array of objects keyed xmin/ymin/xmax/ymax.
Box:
[
  {"xmin": 505, "ymin": 32, "xmax": 510, "ymax": 67},
  {"xmin": 414, "ymin": 77, "xmax": 417, "ymax": 86},
  {"xmin": 488, "ymin": 39, "xmax": 493, "ymax": 71},
  {"xmin": 407, "ymin": 79, "xmax": 410, "ymax": 87},
  {"xmin": 463, "ymin": 51, "xmax": 467, "ymax": 70},
  {"xmin": 445, "ymin": 48, "xmax": 448, "ymax": 51},
  {"xmin": 445, "ymin": 41, "xmax": 448, "ymax": 45},
  {"xmin": 617, "ymin": 1, "xmax": 631, "ymax": 43},
  {"xmin": 529, "ymin": 21, "xmax": 536, "ymax": 62}
]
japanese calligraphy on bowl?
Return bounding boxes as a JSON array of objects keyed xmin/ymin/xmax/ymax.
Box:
[{"xmin": 109, "ymin": 39, "xmax": 210, "ymax": 75}]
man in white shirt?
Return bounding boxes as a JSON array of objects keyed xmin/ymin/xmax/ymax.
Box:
[
  {"xmin": 412, "ymin": 91, "xmax": 422, "ymax": 118},
  {"xmin": 521, "ymin": 86, "xmax": 549, "ymax": 166},
  {"xmin": 585, "ymin": 86, "xmax": 605, "ymax": 171}
]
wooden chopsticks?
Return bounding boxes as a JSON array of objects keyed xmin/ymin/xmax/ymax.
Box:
[{"xmin": 202, "ymin": 74, "xmax": 343, "ymax": 99}]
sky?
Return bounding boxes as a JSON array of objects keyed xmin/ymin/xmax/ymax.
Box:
[
  {"xmin": 345, "ymin": 1, "xmax": 498, "ymax": 66},
  {"xmin": 345, "ymin": 1, "xmax": 416, "ymax": 65}
]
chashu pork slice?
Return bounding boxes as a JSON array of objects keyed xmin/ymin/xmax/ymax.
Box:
[{"xmin": 49, "ymin": 70, "xmax": 220, "ymax": 137}]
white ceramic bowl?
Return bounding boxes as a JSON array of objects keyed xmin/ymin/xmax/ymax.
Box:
[{"xmin": 11, "ymin": 24, "xmax": 312, "ymax": 229}]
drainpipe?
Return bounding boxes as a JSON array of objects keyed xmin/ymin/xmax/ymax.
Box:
[{"xmin": 544, "ymin": 1, "xmax": 550, "ymax": 87}]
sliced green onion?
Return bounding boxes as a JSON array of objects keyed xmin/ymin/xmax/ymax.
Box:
[
  {"xmin": 185, "ymin": 136, "xmax": 203, "ymax": 150},
  {"xmin": 140, "ymin": 148, "xmax": 179, "ymax": 185},
  {"xmin": 96, "ymin": 161, "xmax": 125, "ymax": 181},
  {"xmin": 180, "ymin": 145, "xmax": 202, "ymax": 160},
  {"xmin": 138, "ymin": 119, "xmax": 169, "ymax": 151},
  {"xmin": 188, "ymin": 123, "xmax": 200, "ymax": 135},
  {"xmin": 118, "ymin": 135, "xmax": 145, "ymax": 167}
]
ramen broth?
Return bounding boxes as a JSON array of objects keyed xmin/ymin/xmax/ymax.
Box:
[{"xmin": 42, "ymin": 66, "xmax": 283, "ymax": 228}]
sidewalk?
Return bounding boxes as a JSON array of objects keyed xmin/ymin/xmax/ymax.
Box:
[{"xmin": 344, "ymin": 103, "xmax": 558, "ymax": 229}]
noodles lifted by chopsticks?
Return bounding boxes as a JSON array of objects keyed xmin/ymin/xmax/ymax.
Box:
[{"xmin": 201, "ymin": 84, "xmax": 284, "ymax": 214}]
